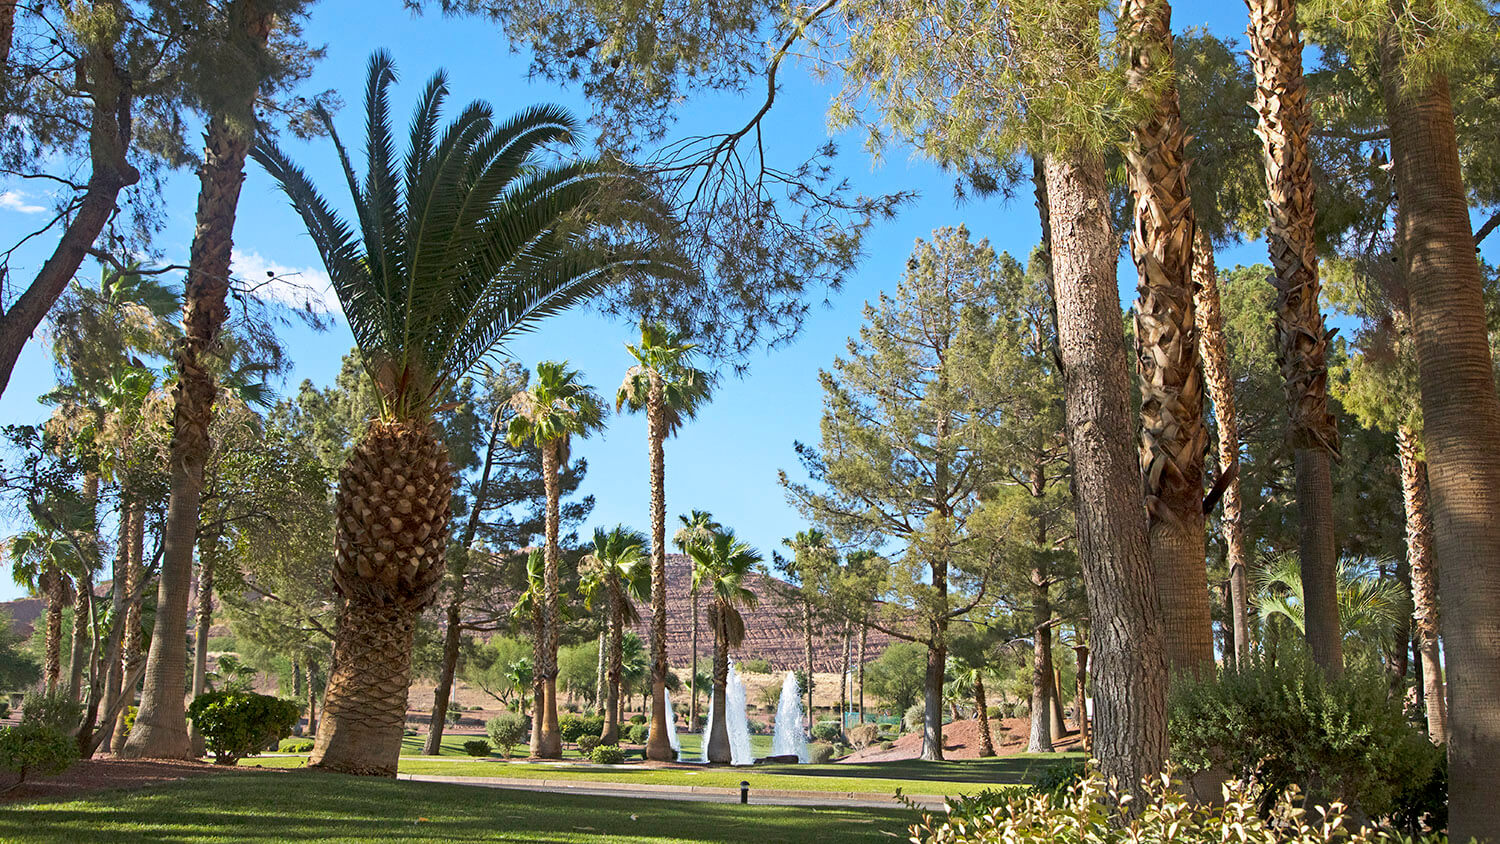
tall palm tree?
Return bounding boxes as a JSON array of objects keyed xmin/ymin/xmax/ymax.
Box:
[
  {"xmin": 251, "ymin": 53, "xmax": 671, "ymax": 777},
  {"xmin": 673, "ymin": 509, "xmax": 720, "ymax": 730},
  {"xmin": 1246, "ymin": 0, "xmax": 1343, "ymax": 677},
  {"xmin": 617, "ymin": 322, "xmax": 715, "ymax": 761},
  {"xmin": 688, "ymin": 529, "xmax": 760, "ymax": 765},
  {"xmin": 6, "ymin": 527, "xmax": 77, "ymax": 693},
  {"xmin": 580, "ymin": 525, "xmax": 650, "ymax": 743},
  {"xmin": 1121, "ymin": 0, "xmax": 1213, "ymax": 676},
  {"xmin": 508, "ymin": 362, "xmax": 608, "ymax": 758},
  {"xmin": 124, "ymin": 0, "xmax": 277, "ymax": 759}
]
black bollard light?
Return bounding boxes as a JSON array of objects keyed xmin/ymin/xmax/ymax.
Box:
[{"xmin": 740, "ymin": 781, "xmax": 750, "ymax": 804}]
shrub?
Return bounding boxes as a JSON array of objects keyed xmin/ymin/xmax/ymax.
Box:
[
  {"xmin": 446, "ymin": 700, "xmax": 463, "ymax": 725},
  {"xmin": 878, "ymin": 740, "xmax": 893, "ymax": 750},
  {"xmin": 629, "ymin": 714, "xmax": 646, "ymax": 725},
  {"xmin": 485, "ymin": 713, "xmax": 527, "ymax": 759},
  {"xmin": 590, "ymin": 743, "xmax": 625, "ymax": 764},
  {"xmin": 277, "ymin": 738, "xmax": 314, "ymax": 753},
  {"xmin": 625, "ymin": 723, "xmax": 649, "ymax": 744},
  {"xmin": 20, "ymin": 689, "xmax": 82, "ymax": 733},
  {"xmin": 186, "ymin": 691, "xmax": 300, "ymax": 765},
  {"xmin": 462, "ymin": 739, "xmax": 492, "ymax": 757},
  {"xmin": 902, "ymin": 702, "xmax": 926, "ymax": 733},
  {"xmin": 738, "ymin": 657, "xmax": 772, "ymax": 674},
  {"xmin": 807, "ymin": 742, "xmax": 837, "ymax": 764},
  {"xmin": 746, "ymin": 718, "xmax": 768, "ymax": 735},
  {"xmin": 560, "ymin": 713, "xmax": 604, "ymax": 744},
  {"xmin": 811, "ymin": 720, "xmax": 841, "ymax": 742},
  {"xmin": 1168, "ymin": 655, "xmax": 1435, "ymax": 818},
  {"xmin": 0, "ymin": 723, "xmax": 76, "ymax": 786},
  {"xmin": 909, "ymin": 772, "xmax": 1442, "ymax": 843},
  {"xmin": 576, "ymin": 734, "xmax": 601, "ymax": 756},
  {"xmin": 985, "ymin": 706, "xmax": 1003, "ymax": 720},
  {"xmin": 0, "ymin": 700, "xmax": 8, "ymax": 720},
  {"xmin": 848, "ymin": 723, "xmax": 880, "ymax": 749},
  {"xmin": 1032, "ymin": 759, "xmax": 1086, "ymax": 796}
]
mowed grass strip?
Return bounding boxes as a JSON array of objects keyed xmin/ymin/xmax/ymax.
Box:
[
  {"xmin": 0, "ymin": 770, "xmax": 919, "ymax": 843},
  {"xmin": 242, "ymin": 751, "xmax": 1083, "ymax": 797}
]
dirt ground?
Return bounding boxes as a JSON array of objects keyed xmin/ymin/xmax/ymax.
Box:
[
  {"xmin": 840, "ymin": 716, "xmax": 1083, "ymax": 763},
  {"xmin": 0, "ymin": 757, "xmax": 274, "ymax": 804}
]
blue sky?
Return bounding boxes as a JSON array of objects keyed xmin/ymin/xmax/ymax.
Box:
[{"xmin": 0, "ymin": 1, "xmax": 1444, "ymax": 601}]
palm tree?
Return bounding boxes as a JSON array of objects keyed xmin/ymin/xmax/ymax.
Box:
[
  {"xmin": 508, "ymin": 362, "xmax": 608, "ymax": 757},
  {"xmin": 509, "ymin": 549, "xmax": 547, "ymax": 752},
  {"xmin": 1251, "ymin": 554, "xmax": 1405, "ymax": 664},
  {"xmin": 616, "ymin": 322, "xmax": 715, "ymax": 761},
  {"xmin": 250, "ymin": 53, "xmax": 671, "ymax": 776},
  {"xmin": 580, "ymin": 525, "xmax": 650, "ymax": 743},
  {"xmin": 673, "ymin": 509, "xmax": 720, "ymax": 730},
  {"xmin": 5, "ymin": 527, "xmax": 77, "ymax": 693},
  {"xmin": 688, "ymin": 530, "xmax": 760, "ymax": 764},
  {"xmin": 1245, "ymin": 0, "xmax": 1343, "ymax": 678}
]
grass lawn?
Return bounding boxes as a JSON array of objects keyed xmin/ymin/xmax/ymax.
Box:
[
  {"xmin": 244, "ymin": 751, "xmax": 1084, "ymax": 798},
  {"xmin": 0, "ymin": 770, "xmax": 920, "ymax": 843},
  {"xmin": 399, "ymin": 732, "xmax": 775, "ymax": 760}
]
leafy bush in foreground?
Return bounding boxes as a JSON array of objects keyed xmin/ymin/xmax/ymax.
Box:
[
  {"xmin": 911, "ymin": 772, "xmax": 1442, "ymax": 843},
  {"xmin": 625, "ymin": 723, "xmax": 649, "ymax": 744},
  {"xmin": 485, "ymin": 713, "xmax": 527, "ymax": 759},
  {"xmin": 462, "ymin": 739, "xmax": 491, "ymax": 757},
  {"xmin": 0, "ymin": 723, "xmax": 77, "ymax": 787},
  {"xmin": 187, "ymin": 691, "xmax": 300, "ymax": 765},
  {"xmin": 590, "ymin": 744, "xmax": 625, "ymax": 764},
  {"xmin": 1168, "ymin": 655, "xmax": 1434, "ymax": 818},
  {"xmin": 20, "ymin": 689, "xmax": 82, "ymax": 733}
]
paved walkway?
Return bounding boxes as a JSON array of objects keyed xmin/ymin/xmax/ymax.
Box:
[{"xmin": 397, "ymin": 772, "xmax": 947, "ymax": 811}]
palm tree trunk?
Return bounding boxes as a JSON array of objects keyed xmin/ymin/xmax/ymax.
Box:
[
  {"xmin": 42, "ymin": 571, "xmax": 65, "ymax": 693},
  {"xmin": 1123, "ymin": 0, "xmax": 1213, "ymax": 678},
  {"xmin": 973, "ymin": 674, "xmax": 994, "ymax": 757},
  {"xmin": 602, "ymin": 582, "xmax": 623, "ymax": 745},
  {"xmin": 1378, "ymin": 27, "xmax": 1500, "ymax": 839},
  {"xmin": 1043, "ymin": 147, "xmax": 1169, "ymax": 788},
  {"xmin": 100, "ymin": 501, "xmax": 129, "ymax": 754},
  {"xmin": 594, "ymin": 629, "xmax": 606, "ymax": 717},
  {"xmin": 645, "ymin": 378, "xmax": 674, "ymax": 762},
  {"xmin": 1028, "ymin": 571, "xmax": 1054, "ymax": 754},
  {"xmin": 67, "ymin": 575, "xmax": 91, "ymax": 703},
  {"xmin": 706, "ymin": 615, "xmax": 731, "ymax": 764},
  {"xmin": 1397, "ymin": 427, "xmax": 1445, "ymax": 743},
  {"xmin": 529, "ymin": 597, "xmax": 544, "ymax": 757},
  {"xmin": 803, "ymin": 601, "xmax": 814, "ymax": 729},
  {"xmin": 311, "ymin": 599, "xmax": 420, "ymax": 776},
  {"xmin": 114, "ymin": 500, "xmax": 144, "ymax": 752},
  {"xmin": 1247, "ymin": 0, "xmax": 1343, "ymax": 677},
  {"xmin": 689, "ymin": 586, "xmax": 699, "ymax": 732},
  {"xmin": 188, "ymin": 537, "xmax": 216, "ymax": 756},
  {"xmin": 305, "ymin": 660, "xmax": 318, "ymax": 736},
  {"xmin": 839, "ymin": 618, "xmax": 850, "ymax": 733},
  {"xmin": 124, "ymin": 2, "xmax": 273, "ymax": 759},
  {"xmin": 1193, "ymin": 233, "xmax": 1252, "ymax": 664},
  {"xmin": 537, "ymin": 441, "xmax": 563, "ymax": 759}
]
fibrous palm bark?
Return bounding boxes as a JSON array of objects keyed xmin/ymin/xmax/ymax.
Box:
[
  {"xmin": 1192, "ymin": 233, "xmax": 1252, "ymax": 664},
  {"xmin": 644, "ymin": 377, "xmax": 673, "ymax": 762},
  {"xmin": 1378, "ymin": 30, "xmax": 1500, "ymax": 836},
  {"xmin": 1396, "ymin": 427, "xmax": 1445, "ymax": 743},
  {"xmin": 973, "ymin": 674, "xmax": 994, "ymax": 757},
  {"xmin": 706, "ymin": 608, "xmax": 731, "ymax": 764},
  {"xmin": 312, "ymin": 420, "xmax": 452, "ymax": 775},
  {"xmin": 124, "ymin": 1, "xmax": 273, "ymax": 759},
  {"xmin": 1246, "ymin": 0, "xmax": 1343, "ymax": 677},
  {"xmin": 602, "ymin": 577, "xmax": 626, "ymax": 745},
  {"xmin": 1124, "ymin": 0, "xmax": 1214, "ymax": 678},
  {"xmin": 533, "ymin": 442, "xmax": 564, "ymax": 758},
  {"xmin": 1044, "ymin": 148, "xmax": 1169, "ymax": 789}
]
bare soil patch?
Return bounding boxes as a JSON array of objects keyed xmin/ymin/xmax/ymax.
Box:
[
  {"xmin": 1, "ymin": 756, "xmax": 274, "ymax": 804},
  {"xmin": 840, "ymin": 717, "xmax": 1082, "ymax": 763}
]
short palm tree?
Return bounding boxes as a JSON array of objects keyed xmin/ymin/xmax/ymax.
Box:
[
  {"xmin": 6, "ymin": 527, "xmax": 78, "ymax": 693},
  {"xmin": 617, "ymin": 322, "xmax": 715, "ymax": 760},
  {"xmin": 509, "ymin": 548, "xmax": 547, "ymax": 753},
  {"xmin": 581, "ymin": 525, "xmax": 650, "ymax": 743},
  {"xmin": 688, "ymin": 529, "xmax": 760, "ymax": 765},
  {"xmin": 674, "ymin": 510, "xmax": 720, "ymax": 729},
  {"xmin": 1252, "ymin": 553, "xmax": 1406, "ymax": 664},
  {"xmin": 251, "ymin": 52, "xmax": 674, "ymax": 777},
  {"xmin": 508, "ymin": 362, "xmax": 607, "ymax": 757}
]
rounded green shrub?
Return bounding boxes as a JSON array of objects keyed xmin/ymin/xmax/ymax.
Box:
[
  {"xmin": 629, "ymin": 713, "xmax": 646, "ymax": 725},
  {"xmin": 277, "ymin": 738, "xmax": 314, "ymax": 753},
  {"xmin": 902, "ymin": 703, "xmax": 925, "ymax": 733},
  {"xmin": 485, "ymin": 712, "xmax": 527, "ymax": 758},
  {"xmin": 625, "ymin": 723, "xmax": 649, "ymax": 744},
  {"xmin": 811, "ymin": 720, "xmax": 842, "ymax": 742},
  {"xmin": 0, "ymin": 723, "xmax": 77, "ymax": 786},
  {"xmin": 20, "ymin": 689, "xmax": 82, "ymax": 733},
  {"xmin": 186, "ymin": 691, "xmax": 300, "ymax": 765},
  {"xmin": 807, "ymin": 742, "xmax": 837, "ymax": 764},
  {"xmin": 590, "ymin": 743, "xmax": 625, "ymax": 764},
  {"xmin": 462, "ymin": 739, "xmax": 492, "ymax": 757},
  {"xmin": 1032, "ymin": 759, "xmax": 1087, "ymax": 796},
  {"xmin": 576, "ymin": 734, "xmax": 601, "ymax": 756},
  {"xmin": 560, "ymin": 713, "xmax": 605, "ymax": 743}
]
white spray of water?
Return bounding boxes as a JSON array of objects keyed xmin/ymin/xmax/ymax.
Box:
[
  {"xmin": 700, "ymin": 661, "xmax": 754, "ymax": 765},
  {"xmin": 664, "ymin": 687, "xmax": 681, "ymax": 756},
  {"xmin": 770, "ymin": 671, "xmax": 808, "ymax": 762}
]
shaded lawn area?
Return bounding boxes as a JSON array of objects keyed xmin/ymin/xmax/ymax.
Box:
[
  {"xmin": 0, "ymin": 770, "xmax": 919, "ymax": 843},
  {"xmin": 242, "ymin": 751, "xmax": 1082, "ymax": 797}
]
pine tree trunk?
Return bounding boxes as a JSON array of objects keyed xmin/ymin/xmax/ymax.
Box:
[
  {"xmin": 1247, "ymin": 0, "xmax": 1343, "ymax": 677},
  {"xmin": 1193, "ymin": 234, "xmax": 1252, "ymax": 664},
  {"xmin": 1028, "ymin": 571, "xmax": 1054, "ymax": 753},
  {"xmin": 706, "ymin": 614, "xmax": 731, "ymax": 764},
  {"xmin": 1397, "ymin": 428, "xmax": 1445, "ymax": 743},
  {"xmin": 0, "ymin": 1, "xmax": 16, "ymax": 69},
  {"xmin": 645, "ymin": 377, "xmax": 674, "ymax": 762},
  {"xmin": 189, "ymin": 539, "xmax": 215, "ymax": 756},
  {"xmin": 1123, "ymin": 0, "xmax": 1213, "ymax": 678},
  {"xmin": 839, "ymin": 618, "xmax": 850, "ymax": 733},
  {"xmin": 1074, "ymin": 638, "xmax": 1091, "ymax": 752},
  {"xmin": 423, "ymin": 600, "xmax": 463, "ymax": 755},
  {"xmin": 920, "ymin": 627, "xmax": 947, "ymax": 762},
  {"xmin": 1379, "ymin": 25, "xmax": 1500, "ymax": 838},
  {"xmin": 124, "ymin": 3, "xmax": 272, "ymax": 759},
  {"xmin": 974, "ymin": 674, "xmax": 994, "ymax": 757},
  {"xmin": 305, "ymin": 660, "xmax": 318, "ymax": 736},
  {"xmin": 536, "ymin": 441, "xmax": 563, "ymax": 758},
  {"xmin": 1050, "ymin": 667, "xmax": 1067, "ymax": 740},
  {"xmin": 858, "ymin": 622, "xmax": 866, "ymax": 722},
  {"xmin": 1043, "ymin": 148, "xmax": 1169, "ymax": 788},
  {"xmin": 803, "ymin": 602, "xmax": 815, "ymax": 730}
]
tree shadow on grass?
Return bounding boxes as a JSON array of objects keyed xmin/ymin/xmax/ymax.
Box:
[{"xmin": 756, "ymin": 753, "xmax": 1085, "ymax": 785}]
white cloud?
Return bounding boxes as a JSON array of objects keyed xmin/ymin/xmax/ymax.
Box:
[
  {"xmin": 231, "ymin": 249, "xmax": 340, "ymax": 315},
  {"xmin": 0, "ymin": 190, "xmax": 46, "ymax": 215}
]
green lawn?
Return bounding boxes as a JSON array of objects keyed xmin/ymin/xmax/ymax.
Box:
[
  {"xmin": 243, "ymin": 751, "xmax": 1083, "ymax": 798},
  {"xmin": 400, "ymin": 731, "xmax": 775, "ymax": 760},
  {"xmin": 0, "ymin": 770, "xmax": 919, "ymax": 843}
]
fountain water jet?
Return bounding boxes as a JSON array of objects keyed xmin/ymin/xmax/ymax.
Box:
[
  {"xmin": 701, "ymin": 661, "xmax": 753, "ymax": 765},
  {"xmin": 664, "ymin": 687, "xmax": 681, "ymax": 757},
  {"xmin": 770, "ymin": 671, "xmax": 808, "ymax": 762}
]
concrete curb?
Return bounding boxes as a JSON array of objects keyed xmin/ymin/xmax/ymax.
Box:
[{"xmin": 397, "ymin": 773, "xmax": 948, "ymax": 810}]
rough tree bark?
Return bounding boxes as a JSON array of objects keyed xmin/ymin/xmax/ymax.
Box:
[
  {"xmin": 1397, "ymin": 428, "xmax": 1445, "ymax": 743},
  {"xmin": 536, "ymin": 441, "xmax": 563, "ymax": 759},
  {"xmin": 644, "ymin": 374, "xmax": 674, "ymax": 762},
  {"xmin": 1028, "ymin": 569, "xmax": 1054, "ymax": 754}
]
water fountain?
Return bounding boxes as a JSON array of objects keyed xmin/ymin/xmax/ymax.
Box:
[
  {"xmin": 664, "ymin": 687, "xmax": 681, "ymax": 757},
  {"xmin": 700, "ymin": 661, "xmax": 753, "ymax": 765},
  {"xmin": 770, "ymin": 671, "xmax": 809, "ymax": 762}
]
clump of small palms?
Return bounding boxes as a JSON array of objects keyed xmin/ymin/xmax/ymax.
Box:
[
  {"xmin": 1252, "ymin": 553, "xmax": 1407, "ymax": 664},
  {"xmin": 688, "ymin": 528, "xmax": 760, "ymax": 764},
  {"xmin": 580, "ymin": 526, "xmax": 650, "ymax": 743},
  {"xmin": 251, "ymin": 51, "xmax": 678, "ymax": 777}
]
